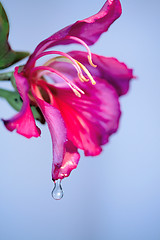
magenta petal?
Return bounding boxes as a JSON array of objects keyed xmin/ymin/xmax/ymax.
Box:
[
  {"xmin": 51, "ymin": 76, "xmax": 121, "ymax": 156},
  {"xmin": 34, "ymin": 94, "xmax": 80, "ymax": 180},
  {"xmin": 3, "ymin": 67, "xmax": 41, "ymax": 138},
  {"xmin": 54, "ymin": 141, "xmax": 80, "ymax": 180},
  {"xmin": 68, "ymin": 51, "xmax": 134, "ymax": 96},
  {"xmin": 68, "ymin": 0, "xmax": 122, "ymax": 45},
  {"xmin": 32, "ymin": 94, "xmax": 67, "ymax": 180},
  {"xmin": 25, "ymin": 0, "xmax": 121, "ymax": 67}
]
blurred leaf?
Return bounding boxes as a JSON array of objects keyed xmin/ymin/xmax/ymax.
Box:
[
  {"xmin": 0, "ymin": 70, "xmax": 18, "ymax": 90},
  {"xmin": 0, "ymin": 3, "xmax": 29, "ymax": 69},
  {"xmin": 0, "ymin": 66, "xmax": 23, "ymax": 90},
  {"xmin": 0, "ymin": 88, "xmax": 45, "ymax": 123},
  {"xmin": 0, "ymin": 88, "xmax": 23, "ymax": 111}
]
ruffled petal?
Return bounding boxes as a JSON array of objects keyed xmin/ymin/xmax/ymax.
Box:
[
  {"xmin": 68, "ymin": 51, "xmax": 134, "ymax": 96},
  {"xmin": 45, "ymin": 51, "xmax": 134, "ymax": 96},
  {"xmin": 32, "ymin": 88, "xmax": 80, "ymax": 180},
  {"xmin": 25, "ymin": 0, "xmax": 121, "ymax": 69},
  {"xmin": 31, "ymin": 89, "xmax": 66, "ymax": 179},
  {"xmin": 48, "ymin": 76, "xmax": 121, "ymax": 156},
  {"xmin": 53, "ymin": 141, "xmax": 80, "ymax": 180},
  {"xmin": 3, "ymin": 67, "xmax": 41, "ymax": 138}
]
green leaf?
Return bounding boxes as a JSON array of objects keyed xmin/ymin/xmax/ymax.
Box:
[
  {"xmin": 0, "ymin": 88, "xmax": 45, "ymax": 123},
  {"xmin": 0, "ymin": 88, "xmax": 23, "ymax": 111},
  {"xmin": 0, "ymin": 3, "xmax": 29, "ymax": 69}
]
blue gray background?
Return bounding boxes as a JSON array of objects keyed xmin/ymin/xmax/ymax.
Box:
[{"xmin": 0, "ymin": 0, "xmax": 160, "ymax": 239}]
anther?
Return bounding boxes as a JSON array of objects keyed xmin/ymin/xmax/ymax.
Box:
[
  {"xmin": 88, "ymin": 55, "xmax": 97, "ymax": 68},
  {"xmin": 76, "ymin": 60, "xmax": 96, "ymax": 85}
]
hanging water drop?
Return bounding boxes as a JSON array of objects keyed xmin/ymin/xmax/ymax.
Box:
[{"xmin": 51, "ymin": 179, "xmax": 64, "ymax": 200}]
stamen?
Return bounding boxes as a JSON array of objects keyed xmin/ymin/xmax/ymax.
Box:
[
  {"xmin": 31, "ymin": 51, "xmax": 83, "ymax": 77},
  {"xmin": 87, "ymin": 55, "xmax": 97, "ymax": 68},
  {"xmin": 44, "ymin": 56, "xmax": 96, "ymax": 85},
  {"xmin": 30, "ymin": 66, "xmax": 84, "ymax": 97},
  {"xmin": 44, "ymin": 56, "xmax": 89, "ymax": 83},
  {"xmin": 66, "ymin": 36, "xmax": 97, "ymax": 68},
  {"xmin": 69, "ymin": 86, "xmax": 81, "ymax": 98},
  {"xmin": 30, "ymin": 51, "xmax": 90, "ymax": 84},
  {"xmin": 78, "ymin": 73, "xmax": 88, "ymax": 82},
  {"xmin": 44, "ymin": 56, "xmax": 67, "ymax": 66},
  {"xmin": 75, "ymin": 60, "xmax": 96, "ymax": 85}
]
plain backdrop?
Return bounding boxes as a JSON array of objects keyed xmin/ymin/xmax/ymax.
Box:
[{"xmin": 0, "ymin": 1, "xmax": 160, "ymax": 240}]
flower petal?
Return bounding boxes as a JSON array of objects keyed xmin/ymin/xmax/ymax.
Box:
[
  {"xmin": 31, "ymin": 89, "xmax": 67, "ymax": 180},
  {"xmin": 3, "ymin": 67, "xmax": 41, "ymax": 138},
  {"xmin": 68, "ymin": 51, "xmax": 134, "ymax": 96},
  {"xmin": 32, "ymin": 89, "xmax": 80, "ymax": 180},
  {"xmin": 25, "ymin": 0, "xmax": 121, "ymax": 69},
  {"xmin": 48, "ymin": 76, "xmax": 121, "ymax": 156},
  {"xmin": 53, "ymin": 140, "xmax": 80, "ymax": 180}
]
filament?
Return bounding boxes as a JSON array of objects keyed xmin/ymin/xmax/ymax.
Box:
[
  {"xmin": 65, "ymin": 36, "xmax": 97, "ymax": 68},
  {"xmin": 30, "ymin": 66, "xmax": 84, "ymax": 97},
  {"xmin": 44, "ymin": 56, "xmax": 96, "ymax": 85},
  {"xmin": 29, "ymin": 51, "xmax": 86, "ymax": 82}
]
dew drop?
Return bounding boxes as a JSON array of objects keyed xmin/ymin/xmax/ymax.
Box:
[{"xmin": 51, "ymin": 179, "xmax": 64, "ymax": 200}]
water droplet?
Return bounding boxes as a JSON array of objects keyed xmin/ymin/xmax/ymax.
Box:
[{"xmin": 51, "ymin": 179, "xmax": 63, "ymax": 200}]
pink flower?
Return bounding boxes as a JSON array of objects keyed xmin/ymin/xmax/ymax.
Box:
[{"xmin": 3, "ymin": 0, "xmax": 134, "ymax": 181}]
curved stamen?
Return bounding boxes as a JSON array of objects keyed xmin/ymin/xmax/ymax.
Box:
[
  {"xmin": 44, "ymin": 56, "xmax": 96, "ymax": 84},
  {"xmin": 44, "ymin": 56, "xmax": 87, "ymax": 83},
  {"xmin": 30, "ymin": 66, "xmax": 85, "ymax": 97},
  {"xmin": 65, "ymin": 36, "xmax": 97, "ymax": 68},
  {"xmin": 44, "ymin": 56, "xmax": 68, "ymax": 66},
  {"xmin": 28, "ymin": 51, "xmax": 87, "ymax": 82},
  {"xmin": 75, "ymin": 60, "xmax": 96, "ymax": 85},
  {"xmin": 36, "ymin": 67, "xmax": 85, "ymax": 96},
  {"xmin": 37, "ymin": 74, "xmax": 82, "ymax": 98}
]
